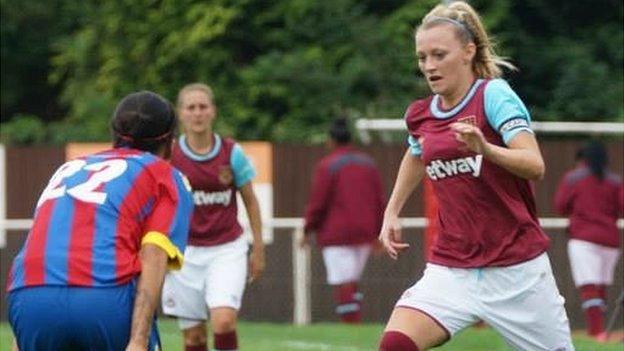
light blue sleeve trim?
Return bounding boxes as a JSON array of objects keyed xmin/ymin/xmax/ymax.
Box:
[
  {"xmin": 230, "ymin": 143, "xmax": 256, "ymax": 188},
  {"xmin": 484, "ymin": 79, "xmax": 534, "ymax": 145},
  {"xmin": 407, "ymin": 135, "xmax": 422, "ymax": 156}
]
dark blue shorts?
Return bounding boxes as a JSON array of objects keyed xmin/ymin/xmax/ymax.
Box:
[{"xmin": 8, "ymin": 281, "xmax": 160, "ymax": 351}]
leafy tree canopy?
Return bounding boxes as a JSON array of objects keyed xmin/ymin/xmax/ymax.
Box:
[{"xmin": 1, "ymin": 0, "xmax": 622, "ymax": 145}]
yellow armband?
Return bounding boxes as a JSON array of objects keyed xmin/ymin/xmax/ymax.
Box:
[{"xmin": 141, "ymin": 231, "xmax": 184, "ymax": 270}]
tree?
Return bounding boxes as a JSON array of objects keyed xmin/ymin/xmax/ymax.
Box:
[{"xmin": 1, "ymin": 0, "xmax": 622, "ymax": 145}]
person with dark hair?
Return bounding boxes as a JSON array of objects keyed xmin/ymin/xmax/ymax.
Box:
[
  {"xmin": 6, "ymin": 91, "xmax": 194, "ymax": 351},
  {"xmin": 302, "ymin": 118, "xmax": 385, "ymax": 323},
  {"xmin": 161, "ymin": 83, "xmax": 265, "ymax": 351},
  {"xmin": 555, "ymin": 140, "xmax": 624, "ymax": 338},
  {"xmin": 377, "ymin": 2, "xmax": 573, "ymax": 350}
]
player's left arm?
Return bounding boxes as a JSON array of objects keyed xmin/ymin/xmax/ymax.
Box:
[
  {"xmin": 231, "ymin": 143, "xmax": 265, "ymax": 282},
  {"xmin": 239, "ymin": 182, "xmax": 265, "ymax": 283},
  {"xmin": 126, "ymin": 243, "xmax": 168, "ymax": 351},
  {"xmin": 452, "ymin": 79, "xmax": 545, "ymax": 181},
  {"xmin": 127, "ymin": 168, "xmax": 193, "ymax": 350}
]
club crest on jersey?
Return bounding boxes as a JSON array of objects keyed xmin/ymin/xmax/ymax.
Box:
[
  {"xmin": 218, "ymin": 166, "xmax": 233, "ymax": 185},
  {"xmin": 426, "ymin": 154, "xmax": 483, "ymax": 181},
  {"xmin": 457, "ymin": 115, "xmax": 477, "ymax": 126}
]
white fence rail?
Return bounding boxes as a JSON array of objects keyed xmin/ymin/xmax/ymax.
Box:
[
  {"xmin": 2, "ymin": 216, "xmax": 622, "ymax": 325},
  {"xmin": 355, "ymin": 119, "xmax": 624, "ymax": 143}
]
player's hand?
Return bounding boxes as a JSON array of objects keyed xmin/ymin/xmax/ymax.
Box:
[
  {"xmin": 248, "ymin": 243, "xmax": 265, "ymax": 283},
  {"xmin": 378, "ymin": 215, "xmax": 409, "ymax": 260},
  {"xmin": 450, "ymin": 122, "xmax": 489, "ymax": 155}
]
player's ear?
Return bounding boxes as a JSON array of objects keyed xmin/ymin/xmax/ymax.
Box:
[{"xmin": 463, "ymin": 42, "xmax": 476, "ymax": 65}]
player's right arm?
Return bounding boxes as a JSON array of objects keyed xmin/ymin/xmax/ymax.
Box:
[
  {"xmin": 379, "ymin": 148, "xmax": 426, "ymax": 259},
  {"xmin": 303, "ymin": 161, "xmax": 332, "ymax": 244}
]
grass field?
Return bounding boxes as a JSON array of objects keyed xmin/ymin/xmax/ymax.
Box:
[{"xmin": 1, "ymin": 319, "xmax": 621, "ymax": 350}]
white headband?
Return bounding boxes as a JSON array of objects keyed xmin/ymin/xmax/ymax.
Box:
[{"xmin": 426, "ymin": 16, "xmax": 475, "ymax": 41}]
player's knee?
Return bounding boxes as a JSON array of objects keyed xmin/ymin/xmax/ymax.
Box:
[
  {"xmin": 183, "ymin": 324, "xmax": 207, "ymax": 345},
  {"xmin": 379, "ymin": 331, "xmax": 419, "ymax": 351},
  {"xmin": 211, "ymin": 312, "xmax": 237, "ymax": 333}
]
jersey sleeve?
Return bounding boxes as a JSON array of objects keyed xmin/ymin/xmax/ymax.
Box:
[
  {"xmin": 230, "ymin": 143, "xmax": 257, "ymax": 188},
  {"xmin": 142, "ymin": 167, "xmax": 194, "ymax": 270},
  {"xmin": 407, "ymin": 135, "xmax": 423, "ymax": 156},
  {"xmin": 484, "ymin": 79, "xmax": 534, "ymax": 145}
]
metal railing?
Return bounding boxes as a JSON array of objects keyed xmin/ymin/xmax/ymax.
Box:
[
  {"xmin": 3, "ymin": 216, "xmax": 622, "ymax": 325},
  {"xmin": 355, "ymin": 119, "xmax": 624, "ymax": 143}
]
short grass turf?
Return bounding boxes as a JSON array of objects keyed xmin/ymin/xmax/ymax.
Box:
[{"xmin": 1, "ymin": 319, "xmax": 621, "ymax": 350}]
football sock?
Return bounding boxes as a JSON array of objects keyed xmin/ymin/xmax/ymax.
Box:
[
  {"xmin": 379, "ymin": 331, "xmax": 419, "ymax": 351},
  {"xmin": 185, "ymin": 344, "xmax": 207, "ymax": 351},
  {"xmin": 580, "ymin": 284, "xmax": 605, "ymax": 336},
  {"xmin": 334, "ymin": 282, "xmax": 362, "ymax": 323},
  {"xmin": 597, "ymin": 284, "xmax": 607, "ymax": 300},
  {"xmin": 214, "ymin": 330, "xmax": 238, "ymax": 350}
]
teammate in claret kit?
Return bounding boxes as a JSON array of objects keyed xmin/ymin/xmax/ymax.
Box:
[
  {"xmin": 377, "ymin": 2, "xmax": 574, "ymax": 350},
  {"xmin": 161, "ymin": 83, "xmax": 265, "ymax": 351},
  {"xmin": 554, "ymin": 140, "xmax": 624, "ymax": 338},
  {"xmin": 7, "ymin": 91, "xmax": 194, "ymax": 351},
  {"xmin": 302, "ymin": 118, "xmax": 385, "ymax": 323}
]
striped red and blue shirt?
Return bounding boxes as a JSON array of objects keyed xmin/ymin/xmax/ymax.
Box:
[{"xmin": 8, "ymin": 148, "xmax": 194, "ymax": 291}]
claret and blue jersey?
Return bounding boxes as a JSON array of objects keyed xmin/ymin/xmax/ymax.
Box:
[
  {"xmin": 404, "ymin": 78, "xmax": 550, "ymax": 267},
  {"xmin": 173, "ymin": 133, "xmax": 256, "ymax": 246},
  {"xmin": 7, "ymin": 148, "xmax": 194, "ymax": 291},
  {"xmin": 407, "ymin": 79, "xmax": 533, "ymax": 156}
]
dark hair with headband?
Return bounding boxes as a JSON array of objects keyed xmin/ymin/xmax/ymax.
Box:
[
  {"xmin": 329, "ymin": 118, "xmax": 351, "ymax": 144},
  {"xmin": 111, "ymin": 91, "xmax": 177, "ymax": 155},
  {"xmin": 576, "ymin": 140, "xmax": 608, "ymax": 180}
]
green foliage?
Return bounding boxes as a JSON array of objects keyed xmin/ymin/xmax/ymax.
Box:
[
  {"xmin": 0, "ymin": 114, "xmax": 47, "ymax": 145},
  {"xmin": 1, "ymin": 0, "xmax": 92, "ymax": 124},
  {"xmin": 1, "ymin": 0, "xmax": 623, "ymax": 144}
]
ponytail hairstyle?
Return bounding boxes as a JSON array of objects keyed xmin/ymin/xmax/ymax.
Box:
[
  {"xmin": 329, "ymin": 118, "xmax": 351, "ymax": 145},
  {"xmin": 417, "ymin": 1, "xmax": 516, "ymax": 78},
  {"xmin": 111, "ymin": 91, "xmax": 177, "ymax": 156},
  {"xmin": 577, "ymin": 140, "xmax": 608, "ymax": 180}
]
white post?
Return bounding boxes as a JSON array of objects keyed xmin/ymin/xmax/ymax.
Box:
[
  {"xmin": 292, "ymin": 226, "xmax": 311, "ymax": 325},
  {"xmin": 0, "ymin": 144, "xmax": 5, "ymax": 248}
]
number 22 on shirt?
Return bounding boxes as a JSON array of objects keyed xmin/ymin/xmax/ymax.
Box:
[{"xmin": 37, "ymin": 159, "xmax": 128, "ymax": 207}]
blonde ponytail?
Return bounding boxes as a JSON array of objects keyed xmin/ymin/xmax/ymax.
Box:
[{"xmin": 418, "ymin": 1, "xmax": 516, "ymax": 78}]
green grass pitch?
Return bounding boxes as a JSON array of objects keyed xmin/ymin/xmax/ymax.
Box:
[{"xmin": 1, "ymin": 319, "xmax": 620, "ymax": 350}]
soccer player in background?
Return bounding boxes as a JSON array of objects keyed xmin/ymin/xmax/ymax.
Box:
[
  {"xmin": 377, "ymin": 2, "xmax": 574, "ymax": 350},
  {"xmin": 554, "ymin": 140, "xmax": 624, "ymax": 338},
  {"xmin": 161, "ymin": 83, "xmax": 265, "ymax": 351},
  {"xmin": 302, "ymin": 118, "xmax": 385, "ymax": 323},
  {"xmin": 6, "ymin": 91, "xmax": 194, "ymax": 351}
]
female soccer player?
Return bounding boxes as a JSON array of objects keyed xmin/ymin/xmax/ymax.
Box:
[
  {"xmin": 377, "ymin": 2, "xmax": 574, "ymax": 350},
  {"xmin": 161, "ymin": 83, "xmax": 265, "ymax": 351},
  {"xmin": 555, "ymin": 140, "xmax": 623, "ymax": 338},
  {"xmin": 7, "ymin": 91, "xmax": 193, "ymax": 351}
]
